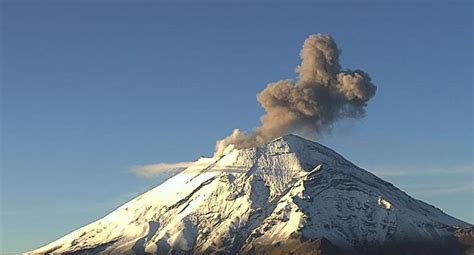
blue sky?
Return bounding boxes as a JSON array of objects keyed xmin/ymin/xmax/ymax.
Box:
[{"xmin": 1, "ymin": 0, "xmax": 472, "ymax": 253}]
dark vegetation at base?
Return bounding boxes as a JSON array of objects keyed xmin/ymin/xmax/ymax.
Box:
[
  {"xmin": 240, "ymin": 237, "xmax": 471, "ymax": 255},
  {"xmin": 244, "ymin": 237, "xmax": 342, "ymax": 255},
  {"xmin": 125, "ymin": 233, "xmax": 474, "ymax": 255},
  {"xmin": 41, "ymin": 232, "xmax": 473, "ymax": 255}
]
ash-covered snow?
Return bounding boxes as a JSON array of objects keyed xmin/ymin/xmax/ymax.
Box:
[{"xmin": 27, "ymin": 135, "xmax": 471, "ymax": 255}]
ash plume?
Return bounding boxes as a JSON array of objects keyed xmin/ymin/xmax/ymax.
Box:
[{"xmin": 215, "ymin": 34, "xmax": 376, "ymax": 156}]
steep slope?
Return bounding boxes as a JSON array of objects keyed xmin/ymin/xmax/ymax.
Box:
[{"xmin": 28, "ymin": 135, "xmax": 471, "ymax": 255}]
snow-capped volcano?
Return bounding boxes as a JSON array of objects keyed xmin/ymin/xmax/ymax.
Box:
[{"xmin": 28, "ymin": 135, "xmax": 472, "ymax": 255}]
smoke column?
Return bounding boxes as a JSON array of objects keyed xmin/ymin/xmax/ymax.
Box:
[{"xmin": 215, "ymin": 34, "xmax": 376, "ymax": 156}]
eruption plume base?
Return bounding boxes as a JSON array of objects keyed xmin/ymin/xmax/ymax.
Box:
[{"xmin": 215, "ymin": 34, "xmax": 376, "ymax": 156}]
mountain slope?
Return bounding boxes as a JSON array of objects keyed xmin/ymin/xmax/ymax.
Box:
[{"xmin": 28, "ymin": 135, "xmax": 472, "ymax": 255}]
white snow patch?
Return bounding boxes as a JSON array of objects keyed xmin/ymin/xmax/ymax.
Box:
[{"xmin": 378, "ymin": 196, "xmax": 392, "ymax": 210}]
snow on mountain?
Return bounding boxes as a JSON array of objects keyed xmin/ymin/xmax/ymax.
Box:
[{"xmin": 27, "ymin": 135, "xmax": 472, "ymax": 255}]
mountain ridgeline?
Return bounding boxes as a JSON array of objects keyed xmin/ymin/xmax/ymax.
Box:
[{"xmin": 28, "ymin": 135, "xmax": 473, "ymax": 255}]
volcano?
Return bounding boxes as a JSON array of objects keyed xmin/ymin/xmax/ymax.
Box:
[{"xmin": 28, "ymin": 135, "xmax": 473, "ymax": 255}]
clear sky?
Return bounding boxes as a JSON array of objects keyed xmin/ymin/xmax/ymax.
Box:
[{"xmin": 1, "ymin": 0, "xmax": 472, "ymax": 253}]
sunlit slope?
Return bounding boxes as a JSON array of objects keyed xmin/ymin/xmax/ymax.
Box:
[{"xmin": 28, "ymin": 135, "xmax": 471, "ymax": 255}]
